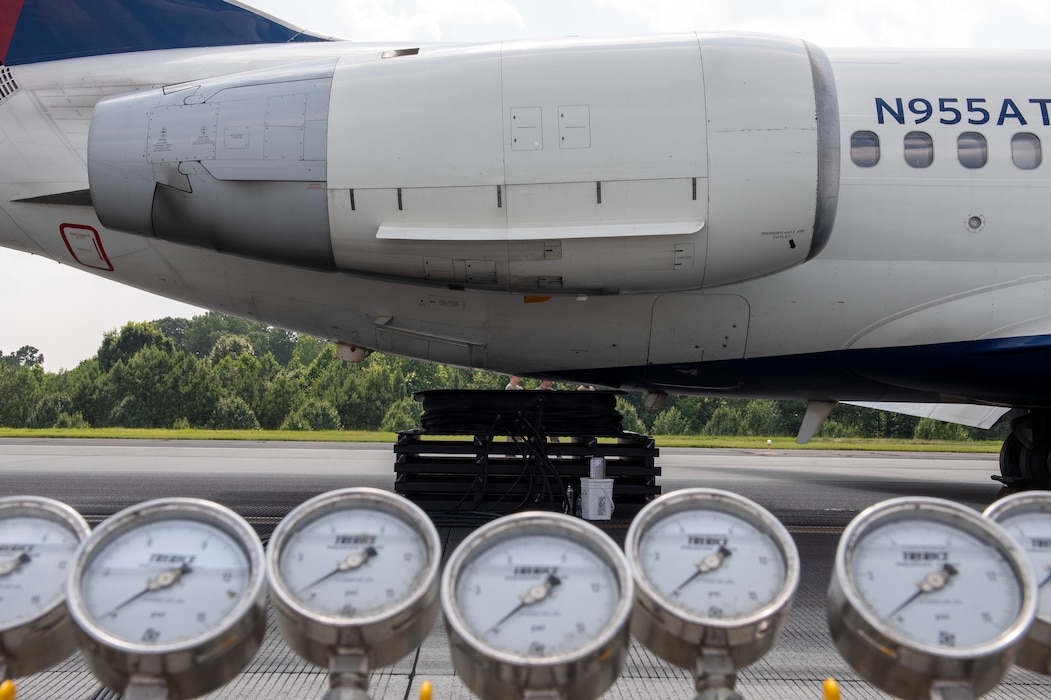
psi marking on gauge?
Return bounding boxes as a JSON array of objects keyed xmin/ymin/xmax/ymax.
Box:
[
  {"xmin": 79, "ymin": 518, "xmax": 251, "ymax": 645},
  {"xmin": 0, "ymin": 496, "xmax": 90, "ymax": 680},
  {"xmin": 636, "ymin": 508, "xmax": 787, "ymax": 621},
  {"xmin": 1001, "ymin": 513, "xmax": 1051, "ymax": 603},
  {"xmin": 442, "ymin": 511, "xmax": 633, "ymax": 700},
  {"xmin": 829, "ymin": 496, "xmax": 1037, "ymax": 700},
  {"xmin": 67, "ymin": 498, "xmax": 266, "ymax": 699},
  {"xmin": 456, "ymin": 534, "xmax": 620, "ymax": 656},
  {"xmin": 625, "ymin": 488, "xmax": 799, "ymax": 674},
  {"xmin": 849, "ymin": 518, "xmax": 1023, "ymax": 649},
  {"xmin": 0, "ymin": 515, "xmax": 83, "ymax": 627},
  {"xmin": 277, "ymin": 506, "xmax": 430, "ymax": 619},
  {"xmin": 266, "ymin": 488, "xmax": 442, "ymax": 674},
  {"xmin": 984, "ymin": 491, "xmax": 1051, "ymax": 675}
]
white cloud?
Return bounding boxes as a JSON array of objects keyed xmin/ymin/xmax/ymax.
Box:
[{"xmin": 591, "ymin": 0, "xmax": 1051, "ymax": 48}]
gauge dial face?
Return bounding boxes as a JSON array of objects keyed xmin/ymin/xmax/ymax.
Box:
[
  {"xmin": 277, "ymin": 506, "xmax": 431, "ymax": 618},
  {"xmin": 79, "ymin": 517, "xmax": 252, "ymax": 646},
  {"xmin": 0, "ymin": 515, "xmax": 82, "ymax": 628},
  {"xmin": 454, "ymin": 533, "xmax": 621, "ymax": 658},
  {"xmin": 849, "ymin": 516, "xmax": 1024, "ymax": 649},
  {"xmin": 990, "ymin": 510, "xmax": 1051, "ymax": 619},
  {"xmin": 636, "ymin": 508, "xmax": 787, "ymax": 621}
]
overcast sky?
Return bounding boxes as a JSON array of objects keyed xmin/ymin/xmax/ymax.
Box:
[{"xmin": 2, "ymin": 0, "xmax": 1051, "ymax": 371}]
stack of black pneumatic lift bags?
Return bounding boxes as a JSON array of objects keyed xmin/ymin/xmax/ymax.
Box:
[{"xmin": 394, "ymin": 390, "xmax": 660, "ymax": 527}]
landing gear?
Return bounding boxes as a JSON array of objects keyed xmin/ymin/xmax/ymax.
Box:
[
  {"xmin": 995, "ymin": 410, "xmax": 1051, "ymax": 492},
  {"xmin": 998, "ymin": 434, "xmax": 1023, "ymax": 486},
  {"xmin": 1021, "ymin": 437, "xmax": 1051, "ymax": 489}
]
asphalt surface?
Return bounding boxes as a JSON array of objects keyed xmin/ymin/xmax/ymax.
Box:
[{"xmin": 1, "ymin": 439, "xmax": 1047, "ymax": 699}]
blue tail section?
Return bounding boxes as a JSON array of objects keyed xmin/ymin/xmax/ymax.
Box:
[{"xmin": 1, "ymin": 0, "xmax": 329, "ymax": 66}]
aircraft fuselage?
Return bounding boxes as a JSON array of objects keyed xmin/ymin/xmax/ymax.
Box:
[{"xmin": 0, "ymin": 37, "xmax": 1048, "ymax": 410}]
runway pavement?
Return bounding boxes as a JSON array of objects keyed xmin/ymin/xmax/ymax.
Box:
[{"xmin": 1, "ymin": 439, "xmax": 1046, "ymax": 699}]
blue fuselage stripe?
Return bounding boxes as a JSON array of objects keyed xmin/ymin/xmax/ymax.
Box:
[
  {"xmin": 548, "ymin": 334, "xmax": 1051, "ymax": 407},
  {"xmin": 3, "ymin": 0, "xmax": 327, "ymax": 66}
]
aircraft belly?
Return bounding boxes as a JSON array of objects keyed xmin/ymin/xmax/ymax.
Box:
[
  {"xmin": 4, "ymin": 204, "xmax": 1048, "ymax": 408},
  {"xmin": 836, "ymin": 336, "xmax": 1051, "ymax": 406}
]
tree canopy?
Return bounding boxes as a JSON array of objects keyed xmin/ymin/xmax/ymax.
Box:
[
  {"xmin": 1, "ymin": 346, "xmax": 44, "ymax": 367},
  {"xmin": 0, "ymin": 311, "xmax": 1003, "ymax": 440}
]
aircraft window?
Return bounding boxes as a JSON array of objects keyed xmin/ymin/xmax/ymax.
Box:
[
  {"xmin": 1012, "ymin": 133, "xmax": 1042, "ymax": 169},
  {"xmin": 850, "ymin": 131, "xmax": 880, "ymax": 167},
  {"xmin": 904, "ymin": 132, "xmax": 933, "ymax": 168},
  {"xmin": 957, "ymin": 132, "xmax": 987, "ymax": 169}
]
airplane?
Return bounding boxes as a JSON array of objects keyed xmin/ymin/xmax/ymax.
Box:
[{"xmin": 0, "ymin": 0, "xmax": 1048, "ymax": 490}]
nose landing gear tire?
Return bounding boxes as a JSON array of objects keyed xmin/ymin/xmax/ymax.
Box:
[
  {"xmin": 995, "ymin": 433, "xmax": 1025, "ymax": 494},
  {"xmin": 1020, "ymin": 438, "xmax": 1051, "ymax": 490},
  {"xmin": 995, "ymin": 411, "xmax": 1051, "ymax": 494}
]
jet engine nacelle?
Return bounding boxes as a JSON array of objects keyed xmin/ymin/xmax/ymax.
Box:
[{"xmin": 88, "ymin": 34, "xmax": 839, "ymax": 294}]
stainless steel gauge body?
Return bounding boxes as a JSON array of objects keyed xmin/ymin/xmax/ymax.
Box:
[
  {"xmin": 829, "ymin": 497, "xmax": 1037, "ymax": 700},
  {"xmin": 266, "ymin": 487, "xmax": 442, "ymax": 671},
  {"xmin": 985, "ymin": 490, "xmax": 1051, "ymax": 674},
  {"xmin": 66, "ymin": 498, "xmax": 266, "ymax": 700},
  {"xmin": 441, "ymin": 511, "xmax": 633, "ymax": 700},
  {"xmin": 625, "ymin": 488, "xmax": 800, "ymax": 670},
  {"xmin": 0, "ymin": 496, "xmax": 90, "ymax": 679}
]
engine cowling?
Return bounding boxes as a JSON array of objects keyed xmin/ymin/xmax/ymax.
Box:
[{"xmin": 88, "ymin": 33, "xmax": 839, "ymax": 294}]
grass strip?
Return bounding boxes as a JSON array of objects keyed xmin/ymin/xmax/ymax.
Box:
[{"xmin": 0, "ymin": 428, "xmax": 1001, "ymax": 453}]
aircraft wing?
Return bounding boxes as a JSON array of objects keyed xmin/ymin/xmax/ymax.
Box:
[{"xmin": 843, "ymin": 402, "xmax": 1009, "ymax": 430}]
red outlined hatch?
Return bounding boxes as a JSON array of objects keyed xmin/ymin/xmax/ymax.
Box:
[{"xmin": 60, "ymin": 223, "xmax": 114, "ymax": 271}]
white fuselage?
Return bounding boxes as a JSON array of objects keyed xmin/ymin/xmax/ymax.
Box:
[{"xmin": 0, "ymin": 38, "xmax": 1048, "ymax": 406}]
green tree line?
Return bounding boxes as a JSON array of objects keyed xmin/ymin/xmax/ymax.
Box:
[{"xmin": 0, "ymin": 313, "xmax": 1004, "ymax": 440}]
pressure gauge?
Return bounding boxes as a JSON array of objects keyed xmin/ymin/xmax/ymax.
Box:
[
  {"xmin": 66, "ymin": 498, "xmax": 266, "ymax": 699},
  {"xmin": 0, "ymin": 496, "xmax": 90, "ymax": 680},
  {"xmin": 266, "ymin": 488, "xmax": 442, "ymax": 674},
  {"xmin": 441, "ymin": 511, "xmax": 633, "ymax": 700},
  {"xmin": 985, "ymin": 491, "xmax": 1051, "ymax": 674},
  {"xmin": 625, "ymin": 488, "xmax": 800, "ymax": 672},
  {"xmin": 829, "ymin": 497, "xmax": 1038, "ymax": 700}
]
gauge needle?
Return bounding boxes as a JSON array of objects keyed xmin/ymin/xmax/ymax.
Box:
[
  {"xmin": 487, "ymin": 574, "xmax": 562, "ymax": 634},
  {"xmin": 102, "ymin": 562, "xmax": 192, "ymax": 618},
  {"xmin": 672, "ymin": 546, "xmax": 732, "ymax": 597},
  {"xmin": 297, "ymin": 546, "xmax": 379, "ymax": 594},
  {"xmin": 888, "ymin": 563, "xmax": 959, "ymax": 617},
  {"xmin": 1039, "ymin": 568, "xmax": 1051, "ymax": 590},
  {"xmin": 0, "ymin": 552, "xmax": 30, "ymax": 577}
]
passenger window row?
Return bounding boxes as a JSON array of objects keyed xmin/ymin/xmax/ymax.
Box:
[{"xmin": 850, "ymin": 130, "xmax": 1042, "ymax": 170}]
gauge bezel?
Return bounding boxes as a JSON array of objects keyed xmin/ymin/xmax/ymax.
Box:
[
  {"xmin": 66, "ymin": 497, "xmax": 266, "ymax": 698},
  {"xmin": 0, "ymin": 496, "xmax": 90, "ymax": 679},
  {"xmin": 441, "ymin": 511, "xmax": 634, "ymax": 700},
  {"xmin": 625, "ymin": 487, "xmax": 800, "ymax": 670},
  {"xmin": 266, "ymin": 487, "xmax": 442, "ymax": 670},
  {"xmin": 829, "ymin": 496, "xmax": 1038, "ymax": 700},
  {"xmin": 984, "ymin": 490, "xmax": 1051, "ymax": 675}
]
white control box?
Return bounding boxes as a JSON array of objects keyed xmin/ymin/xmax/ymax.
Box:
[{"xmin": 580, "ymin": 477, "xmax": 613, "ymax": 520}]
